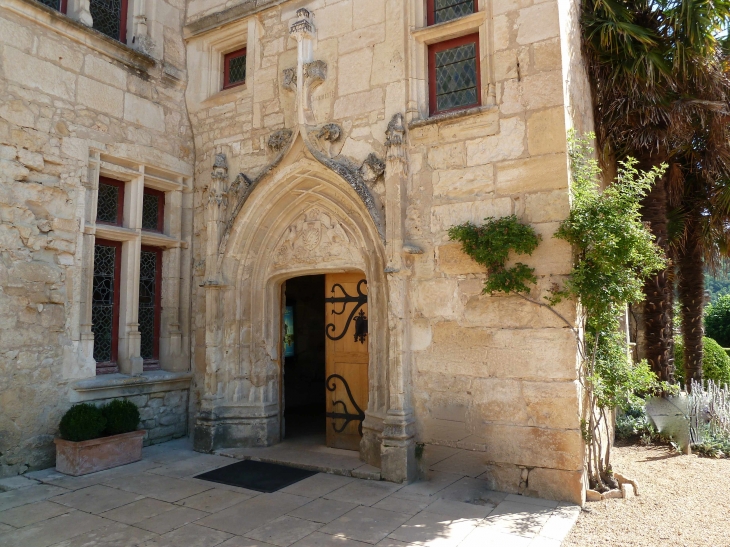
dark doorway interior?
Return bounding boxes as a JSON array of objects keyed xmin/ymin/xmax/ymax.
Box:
[{"xmin": 283, "ymin": 275, "xmax": 326, "ymax": 441}]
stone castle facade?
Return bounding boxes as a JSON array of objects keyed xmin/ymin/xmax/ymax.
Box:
[{"xmin": 0, "ymin": 0, "xmax": 593, "ymax": 504}]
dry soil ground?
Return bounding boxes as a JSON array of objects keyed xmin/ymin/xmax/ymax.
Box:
[{"xmin": 563, "ymin": 444, "xmax": 730, "ymax": 547}]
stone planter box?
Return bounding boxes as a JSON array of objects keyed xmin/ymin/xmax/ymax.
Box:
[{"xmin": 55, "ymin": 430, "xmax": 146, "ymax": 476}]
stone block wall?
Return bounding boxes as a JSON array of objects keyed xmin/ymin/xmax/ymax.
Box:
[
  {"xmin": 184, "ymin": 0, "xmax": 593, "ymax": 503},
  {"xmin": 0, "ymin": 0, "xmax": 194, "ymax": 477},
  {"xmin": 85, "ymin": 390, "xmax": 189, "ymax": 446}
]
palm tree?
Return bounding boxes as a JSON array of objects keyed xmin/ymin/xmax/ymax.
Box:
[{"xmin": 581, "ymin": 0, "xmax": 730, "ymax": 384}]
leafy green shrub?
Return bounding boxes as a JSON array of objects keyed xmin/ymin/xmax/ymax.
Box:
[
  {"xmin": 615, "ymin": 399, "xmax": 656, "ymax": 440},
  {"xmin": 674, "ymin": 336, "xmax": 730, "ymax": 386},
  {"xmin": 101, "ymin": 399, "xmax": 140, "ymax": 436},
  {"xmin": 705, "ymin": 294, "xmax": 730, "ymax": 348},
  {"xmin": 59, "ymin": 404, "xmax": 107, "ymax": 442}
]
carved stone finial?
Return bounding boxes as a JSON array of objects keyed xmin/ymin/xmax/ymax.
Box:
[
  {"xmin": 268, "ymin": 129, "xmax": 294, "ymax": 153},
  {"xmin": 290, "ymin": 8, "xmax": 314, "ymax": 39},
  {"xmin": 212, "ymin": 153, "xmax": 228, "ymax": 180},
  {"xmin": 385, "ymin": 113, "xmax": 406, "ymax": 149},
  {"xmin": 360, "ymin": 153, "xmax": 386, "ymax": 183}
]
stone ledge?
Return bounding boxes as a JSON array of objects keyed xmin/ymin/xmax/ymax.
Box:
[
  {"xmin": 409, "ymin": 105, "xmax": 499, "ymax": 129},
  {"xmin": 411, "ymin": 11, "xmax": 487, "ymax": 45},
  {"xmin": 70, "ymin": 370, "xmax": 192, "ymax": 402},
  {"xmin": 184, "ymin": 0, "xmax": 287, "ymax": 39},
  {"xmin": 4, "ymin": 0, "xmax": 155, "ymax": 73}
]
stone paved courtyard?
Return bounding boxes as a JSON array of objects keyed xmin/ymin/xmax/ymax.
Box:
[{"xmin": 0, "ymin": 439, "xmax": 580, "ymax": 547}]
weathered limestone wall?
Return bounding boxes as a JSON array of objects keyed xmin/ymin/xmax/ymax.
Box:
[
  {"xmin": 0, "ymin": 0, "xmax": 194, "ymax": 476},
  {"xmin": 185, "ymin": 0, "xmax": 588, "ymax": 503}
]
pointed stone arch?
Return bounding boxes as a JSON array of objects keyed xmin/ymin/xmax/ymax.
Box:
[{"xmin": 195, "ymin": 152, "xmax": 390, "ymax": 468}]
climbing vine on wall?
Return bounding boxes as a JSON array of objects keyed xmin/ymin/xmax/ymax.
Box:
[
  {"xmin": 450, "ymin": 132, "xmax": 673, "ymax": 492},
  {"xmin": 448, "ymin": 215, "xmax": 541, "ymax": 294}
]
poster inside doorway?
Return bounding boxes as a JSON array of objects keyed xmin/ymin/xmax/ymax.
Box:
[{"xmin": 283, "ymin": 306, "xmax": 295, "ymax": 357}]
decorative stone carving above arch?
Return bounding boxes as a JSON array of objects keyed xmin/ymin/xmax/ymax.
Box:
[{"xmin": 271, "ymin": 207, "xmax": 362, "ymax": 271}]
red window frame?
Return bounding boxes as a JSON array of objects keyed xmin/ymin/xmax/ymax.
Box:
[
  {"xmin": 94, "ymin": 239, "xmax": 122, "ymax": 375},
  {"xmin": 60, "ymin": 0, "xmax": 68, "ymax": 13},
  {"xmin": 119, "ymin": 0, "xmax": 129, "ymax": 44},
  {"xmin": 223, "ymin": 47, "xmax": 247, "ymax": 90},
  {"xmin": 96, "ymin": 176, "xmax": 125, "ymax": 227},
  {"xmin": 428, "ymin": 33, "xmax": 481, "ymax": 116},
  {"xmin": 427, "ymin": 0, "xmax": 478, "ymax": 26},
  {"xmin": 142, "ymin": 187, "xmax": 165, "ymax": 233},
  {"xmin": 140, "ymin": 246, "xmax": 163, "ymax": 369}
]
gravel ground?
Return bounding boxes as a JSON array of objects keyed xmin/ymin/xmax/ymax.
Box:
[{"xmin": 563, "ymin": 444, "xmax": 730, "ymax": 547}]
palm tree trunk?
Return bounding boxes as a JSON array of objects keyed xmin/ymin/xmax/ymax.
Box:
[
  {"xmin": 640, "ymin": 172, "xmax": 675, "ymax": 382},
  {"xmin": 677, "ymin": 213, "xmax": 705, "ymax": 387}
]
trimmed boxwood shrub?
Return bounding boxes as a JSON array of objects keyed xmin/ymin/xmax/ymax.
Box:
[
  {"xmin": 101, "ymin": 399, "xmax": 140, "ymax": 436},
  {"xmin": 59, "ymin": 403, "xmax": 107, "ymax": 442},
  {"xmin": 674, "ymin": 336, "xmax": 730, "ymax": 386}
]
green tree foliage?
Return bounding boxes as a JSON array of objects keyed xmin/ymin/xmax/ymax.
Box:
[
  {"xmin": 101, "ymin": 399, "xmax": 140, "ymax": 436},
  {"xmin": 704, "ymin": 294, "xmax": 730, "ymax": 348},
  {"xmin": 448, "ymin": 216, "xmax": 541, "ymax": 294},
  {"xmin": 675, "ymin": 336, "xmax": 730, "ymax": 386},
  {"xmin": 59, "ymin": 403, "xmax": 107, "ymax": 442}
]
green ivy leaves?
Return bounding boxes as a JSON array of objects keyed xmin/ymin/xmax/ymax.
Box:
[{"xmin": 448, "ymin": 215, "xmax": 541, "ymax": 295}]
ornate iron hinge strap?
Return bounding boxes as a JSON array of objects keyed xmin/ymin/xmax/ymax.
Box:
[
  {"xmin": 325, "ymin": 279, "xmax": 368, "ymax": 343},
  {"xmin": 325, "ymin": 374, "xmax": 365, "ymax": 436}
]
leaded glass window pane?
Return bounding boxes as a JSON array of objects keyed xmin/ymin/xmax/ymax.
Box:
[
  {"xmin": 228, "ymin": 54, "xmax": 247, "ymax": 86},
  {"xmin": 92, "ymin": 244, "xmax": 117, "ymax": 364},
  {"xmin": 37, "ymin": 0, "xmax": 62, "ymax": 10},
  {"xmin": 433, "ymin": 0, "xmax": 475, "ymax": 24},
  {"xmin": 142, "ymin": 192, "xmax": 160, "ymax": 231},
  {"xmin": 138, "ymin": 250, "xmax": 158, "ymax": 360},
  {"xmin": 435, "ymin": 42, "xmax": 478, "ymax": 112},
  {"xmin": 97, "ymin": 181, "xmax": 120, "ymax": 224},
  {"xmin": 91, "ymin": 0, "xmax": 124, "ymax": 41}
]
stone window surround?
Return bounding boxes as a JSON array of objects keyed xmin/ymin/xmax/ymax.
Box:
[
  {"xmin": 184, "ymin": 16, "xmax": 259, "ymax": 108},
  {"xmin": 409, "ymin": 2, "xmax": 492, "ymax": 121},
  {"xmin": 4, "ymin": 0, "xmax": 156, "ymax": 71},
  {"xmin": 81, "ymin": 151, "xmax": 191, "ymax": 377}
]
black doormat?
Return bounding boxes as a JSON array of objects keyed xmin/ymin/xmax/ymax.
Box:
[{"xmin": 195, "ymin": 460, "xmax": 318, "ymax": 493}]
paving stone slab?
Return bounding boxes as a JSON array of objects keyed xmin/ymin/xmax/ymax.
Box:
[
  {"xmin": 372, "ymin": 494, "xmax": 432, "ymax": 516},
  {"xmin": 290, "ymin": 531, "xmax": 372, "ymax": 547},
  {"xmin": 435, "ymin": 477, "xmax": 507, "ymax": 506},
  {"xmin": 324, "ymin": 480, "xmax": 403, "ymax": 506},
  {"xmin": 245, "ymin": 515, "xmax": 323, "ymax": 547},
  {"xmin": 0, "ymin": 510, "xmax": 109, "ymax": 547},
  {"xmin": 141, "ymin": 523, "xmax": 231, "ymax": 547},
  {"xmin": 147, "ymin": 455, "xmax": 233, "ymax": 479},
  {"xmin": 424, "ymin": 498, "xmax": 494, "ymax": 520},
  {"xmin": 0, "ymin": 475, "xmax": 40, "ymax": 491},
  {"xmin": 0, "ymin": 484, "xmax": 69, "ymax": 512},
  {"xmin": 288, "ymin": 498, "xmax": 359, "ymax": 524},
  {"xmin": 102, "ymin": 473, "xmax": 212, "ymax": 502},
  {"xmin": 197, "ymin": 492, "xmax": 311, "ymax": 536},
  {"xmin": 50, "ymin": 485, "xmax": 145, "ymax": 514},
  {"xmin": 459, "ymin": 526, "xmax": 534, "ymax": 547},
  {"xmin": 134, "ymin": 505, "xmax": 207, "ymax": 534},
  {"xmin": 50, "ymin": 519, "xmax": 156, "ymax": 547},
  {"xmin": 281, "ymin": 473, "xmax": 355, "ymax": 499},
  {"xmin": 387, "ymin": 511, "xmax": 481, "ymax": 547},
  {"xmin": 176, "ymin": 488, "xmax": 253, "ymax": 513},
  {"xmin": 100, "ymin": 497, "xmax": 176, "ymax": 524},
  {"xmin": 394, "ymin": 472, "xmax": 461, "ymax": 498},
  {"xmin": 320, "ymin": 505, "xmax": 411, "ymax": 544},
  {"xmin": 0, "ymin": 500, "xmax": 71, "ymax": 528}
]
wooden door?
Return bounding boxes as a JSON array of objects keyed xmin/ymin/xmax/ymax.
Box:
[{"xmin": 325, "ymin": 272, "xmax": 369, "ymax": 450}]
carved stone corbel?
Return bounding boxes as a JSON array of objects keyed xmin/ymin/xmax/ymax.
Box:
[{"xmin": 268, "ymin": 129, "xmax": 294, "ymax": 153}]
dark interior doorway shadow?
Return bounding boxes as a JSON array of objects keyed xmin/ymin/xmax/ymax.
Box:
[{"xmin": 283, "ymin": 275, "xmax": 326, "ymax": 444}]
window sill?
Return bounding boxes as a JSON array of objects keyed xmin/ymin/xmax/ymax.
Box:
[
  {"xmin": 201, "ymin": 83, "xmax": 250, "ymax": 109},
  {"xmin": 70, "ymin": 370, "xmax": 192, "ymax": 402},
  {"xmin": 411, "ymin": 11, "xmax": 486, "ymax": 45},
  {"xmin": 5, "ymin": 0, "xmax": 155, "ymax": 73},
  {"xmin": 93, "ymin": 224, "xmax": 138, "ymax": 242},
  {"xmin": 408, "ymin": 104, "xmax": 497, "ymax": 129},
  {"xmin": 141, "ymin": 231, "xmax": 183, "ymax": 249}
]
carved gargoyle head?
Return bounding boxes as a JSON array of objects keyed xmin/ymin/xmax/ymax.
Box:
[
  {"xmin": 268, "ymin": 129, "xmax": 294, "ymax": 153},
  {"xmin": 360, "ymin": 153, "xmax": 386, "ymax": 183},
  {"xmin": 317, "ymin": 123, "xmax": 342, "ymax": 143}
]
